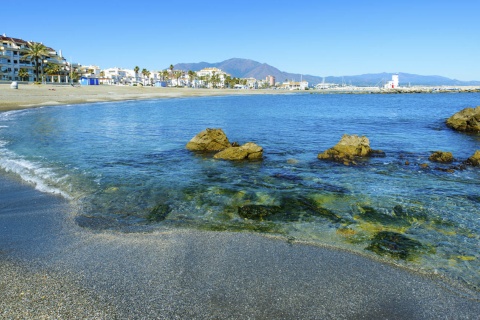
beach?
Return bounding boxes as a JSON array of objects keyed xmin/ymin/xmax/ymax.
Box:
[
  {"xmin": 0, "ymin": 83, "xmax": 284, "ymax": 112},
  {"xmin": 1, "ymin": 85, "xmax": 480, "ymax": 318}
]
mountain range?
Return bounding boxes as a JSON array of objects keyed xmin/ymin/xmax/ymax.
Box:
[{"xmin": 174, "ymin": 58, "xmax": 480, "ymax": 86}]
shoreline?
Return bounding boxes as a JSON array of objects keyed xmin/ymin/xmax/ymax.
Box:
[
  {"xmin": 0, "ymin": 173, "xmax": 480, "ymax": 319},
  {"xmin": 0, "ymin": 83, "xmax": 292, "ymax": 112},
  {"xmin": 2, "ymin": 83, "xmax": 479, "ymax": 113},
  {"xmin": 1, "ymin": 172, "xmax": 480, "ymax": 318}
]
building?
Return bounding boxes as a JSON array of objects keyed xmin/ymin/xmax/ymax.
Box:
[
  {"xmin": 384, "ymin": 74, "xmax": 399, "ymax": 89},
  {"xmin": 280, "ymin": 80, "xmax": 309, "ymax": 90},
  {"xmin": 196, "ymin": 67, "xmax": 230, "ymax": 88},
  {"xmin": 0, "ymin": 34, "xmax": 69, "ymax": 83},
  {"xmin": 266, "ymin": 75, "xmax": 275, "ymax": 87}
]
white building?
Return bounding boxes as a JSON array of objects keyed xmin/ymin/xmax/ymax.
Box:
[
  {"xmin": 0, "ymin": 34, "xmax": 69, "ymax": 82},
  {"xmin": 384, "ymin": 74, "xmax": 399, "ymax": 89},
  {"xmin": 196, "ymin": 67, "xmax": 230, "ymax": 88},
  {"xmin": 281, "ymin": 80, "xmax": 309, "ymax": 90}
]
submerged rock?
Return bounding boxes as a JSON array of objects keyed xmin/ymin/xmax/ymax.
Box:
[
  {"xmin": 466, "ymin": 150, "xmax": 480, "ymax": 166},
  {"xmin": 186, "ymin": 128, "xmax": 231, "ymax": 152},
  {"xmin": 146, "ymin": 203, "xmax": 171, "ymax": 222},
  {"xmin": 429, "ymin": 151, "xmax": 454, "ymax": 163},
  {"xmin": 317, "ymin": 134, "xmax": 381, "ymax": 164},
  {"xmin": 237, "ymin": 205, "xmax": 280, "ymax": 220},
  {"xmin": 366, "ymin": 231, "xmax": 423, "ymax": 260},
  {"xmin": 446, "ymin": 106, "xmax": 480, "ymax": 132},
  {"xmin": 214, "ymin": 142, "xmax": 263, "ymax": 160}
]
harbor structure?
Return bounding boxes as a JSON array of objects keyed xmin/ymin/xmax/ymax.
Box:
[{"xmin": 384, "ymin": 74, "xmax": 399, "ymax": 89}]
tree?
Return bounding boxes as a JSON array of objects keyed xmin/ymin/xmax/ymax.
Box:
[
  {"xmin": 134, "ymin": 66, "xmax": 140, "ymax": 82},
  {"xmin": 18, "ymin": 68, "xmax": 29, "ymax": 81},
  {"xmin": 44, "ymin": 62, "xmax": 60, "ymax": 75},
  {"xmin": 174, "ymin": 70, "xmax": 183, "ymax": 87},
  {"xmin": 187, "ymin": 70, "xmax": 196, "ymax": 87},
  {"xmin": 141, "ymin": 68, "xmax": 151, "ymax": 85},
  {"xmin": 22, "ymin": 42, "xmax": 49, "ymax": 82},
  {"xmin": 100, "ymin": 71, "xmax": 105, "ymax": 78},
  {"xmin": 161, "ymin": 70, "xmax": 169, "ymax": 82}
]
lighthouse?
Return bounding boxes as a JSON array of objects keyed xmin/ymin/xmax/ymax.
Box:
[{"xmin": 384, "ymin": 74, "xmax": 399, "ymax": 89}]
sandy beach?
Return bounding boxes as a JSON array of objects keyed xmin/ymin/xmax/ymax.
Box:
[
  {"xmin": 1, "ymin": 84, "xmax": 480, "ymax": 318},
  {"xmin": 0, "ymin": 83, "xmax": 285, "ymax": 112}
]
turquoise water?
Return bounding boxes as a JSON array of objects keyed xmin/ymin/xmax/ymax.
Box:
[{"xmin": 1, "ymin": 93, "xmax": 479, "ymax": 293}]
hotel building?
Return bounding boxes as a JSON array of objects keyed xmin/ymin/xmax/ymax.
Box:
[{"xmin": 0, "ymin": 34, "xmax": 70, "ymax": 83}]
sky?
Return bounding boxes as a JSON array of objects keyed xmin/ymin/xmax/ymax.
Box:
[{"xmin": 2, "ymin": 0, "xmax": 480, "ymax": 80}]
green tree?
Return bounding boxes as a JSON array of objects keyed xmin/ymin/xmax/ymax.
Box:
[
  {"xmin": 44, "ymin": 62, "xmax": 61, "ymax": 75},
  {"xmin": 22, "ymin": 42, "xmax": 49, "ymax": 82},
  {"xmin": 134, "ymin": 66, "xmax": 140, "ymax": 82},
  {"xmin": 187, "ymin": 70, "xmax": 196, "ymax": 87},
  {"xmin": 174, "ymin": 70, "xmax": 182, "ymax": 87},
  {"xmin": 141, "ymin": 68, "xmax": 149, "ymax": 85},
  {"xmin": 18, "ymin": 68, "xmax": 29, "ymax": 81}
]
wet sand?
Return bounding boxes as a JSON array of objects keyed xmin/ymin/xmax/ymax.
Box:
[{"xmin": 1, "ymin": 173, "xmax": 479, "ymax": 319}]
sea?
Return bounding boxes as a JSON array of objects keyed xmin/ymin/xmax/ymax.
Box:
[{"xmin": 1, "ymin": 92, "xmax": 479, "ymax": 294}]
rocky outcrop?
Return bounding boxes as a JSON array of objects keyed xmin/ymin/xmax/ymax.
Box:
[
  {"xmin": 466, "ymin": 150, "xmax": 480, "ymax": 166},
  {"xmin": 429, "ymin": 151, "xmax": 454, "ymax": 163},
  {"xmin": 186, "ymin": 128, "xmax": 231, "ymax": 152},
  {"xmin": 317, "ymin": 134, "xmax": 380, "ymax": 165},
  {"xmin": 214, "ymin": 142, "xmax": 263, "ymax": 160},
  {"xmin": 446, "ymin": 106, "xmax": 480, "ymax": 132}
]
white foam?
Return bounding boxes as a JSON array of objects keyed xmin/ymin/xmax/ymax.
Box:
[{"xmin": 0, "ymin": 148, "xmax": 73, "ymax": 200}]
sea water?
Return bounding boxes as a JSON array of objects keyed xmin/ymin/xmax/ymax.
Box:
[{"xmin": 1, "ymin": 93, "xmax": 479, "ymax": 293}]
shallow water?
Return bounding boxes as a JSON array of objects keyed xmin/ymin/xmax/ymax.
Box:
[{"xmin": 1, "ymin": 93, "xmax": 479, "ymax": 293}]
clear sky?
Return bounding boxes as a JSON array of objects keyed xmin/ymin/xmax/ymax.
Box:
[{"xmin": 2, "ymin": 0, "xmax": 479, "ymax": 80}]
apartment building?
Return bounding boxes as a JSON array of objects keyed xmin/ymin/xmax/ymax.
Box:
[{"xmin": 0, "ymin": 34, "xmax": 69, "ymax": 82}]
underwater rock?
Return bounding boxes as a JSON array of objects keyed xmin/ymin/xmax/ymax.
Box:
[
  {"xmin": 186, "ymin": 128, "xmax": 231, "ymax": 152},
  {"xmin": 214, "ymin": 142, "xmax": 263, "ymax": 160},
  {"xmin": 318, "ymin": 134, "xmax": 381, "ymax": 165},
  {"xmin": 366, "ymin": 231, "xmax": 423, "ymax": 260},
  {"xmin": 146, "ymin": 203, "xmax": 171, "ymax": 222},
  {"xmin": 237, "ymin": 205, "xmax": 280, "ymax": 220},
  {"xmin": 466, "ymin": 150, "xmax": 480, "ymax": 166},
  {"xmin": 446, "ymin": 106, "xmax": 480, "ymax": 132},
  {"xmin": 429, "ymin": 151, "xmax": 454, "ymax": 163}
]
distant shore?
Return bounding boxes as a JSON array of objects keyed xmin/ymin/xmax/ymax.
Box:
[{"xmin": 1, "ymin": 83, "xmax": 479, "ymax": 112}]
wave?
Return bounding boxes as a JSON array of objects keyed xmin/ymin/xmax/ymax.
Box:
[{"xmin": 0, "ymin": 144, "xmax": 73, "ymax": 199}]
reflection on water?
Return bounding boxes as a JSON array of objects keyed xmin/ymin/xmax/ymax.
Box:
[{"xmin": 0, "ymin": 93, "xmax": 479, "ymax": 294}]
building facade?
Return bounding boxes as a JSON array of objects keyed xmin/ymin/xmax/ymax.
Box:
[{"xmin": 0, "ymin": 34, "xmax": 69, "ymax": 82}]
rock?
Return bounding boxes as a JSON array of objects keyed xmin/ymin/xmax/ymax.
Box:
[
  {"xmin": 214, "ymin": 142, "xmax": 263, "ymax": 160},
  {"xmin": 237, "ymin": 205, "xmax": 279, "ymax": 220},
  {"xmin": 366, "ymin": 231, "xmax": 423, "ymax": 260},
  {"xmin": 446, "ymin": 106, "xmax": 480, "ymax": 132},
  {"xmin": 429, "ymin": 151, "xmax": 454, "ymax": 163},
  {"xmin": 466, "ymin": 150, "xmax": 480, "ymax": 166},
  {"xmin": 186, "ymin": 128, "xmax": 231, "ymax": 152},
  {"xmin": 317, "ymin": 134, "xmax": 375, "ymax": 164}
]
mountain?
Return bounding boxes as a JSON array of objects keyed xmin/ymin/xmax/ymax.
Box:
[{"xmin": 173, "ymin": 58, "xmax": 480, "ymax": 86}]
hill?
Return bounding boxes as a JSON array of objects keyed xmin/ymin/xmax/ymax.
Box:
[{"xmin": 173, "ymin": 58, "xmax": 480, "ymax": 86}]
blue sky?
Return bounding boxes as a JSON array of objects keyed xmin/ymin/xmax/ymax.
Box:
[{"xmin": 3, "ymin": 0, "xmax": 479, "ymax": 80}]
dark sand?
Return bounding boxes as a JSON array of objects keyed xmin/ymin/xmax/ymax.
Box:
[{"xmin": 1, "ymin": 172, "xmax": 480, "ymax": 319}]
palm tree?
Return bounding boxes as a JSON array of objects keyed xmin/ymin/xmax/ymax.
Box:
[
  {"xmin": 188, "ymin": 70, "xmax": 196, "ymax": 87},
  {"xmin": 22, "ymin": 42, "xmax": 49, "ymax": 82},
  {"xmin": 18, "ymin": 68, "xmax": 29, "ymax": 81},
  {"xmin": 44, "ymin": 63, "xmax": 61, "ymax": 82},
  {"xmin": 141, "ymin": 68, "xmax": 149, "ymax": 85},
  {"xmin": 134, "ymin": 66, "xmax": 140, "ymax": 83},
  {"xmin": 174, "ymin": 70, "xmax": 183, "ymax": 87},
  {"xmin": 162, "ymin": 70, "xmax": 169, "ymax": 82}
]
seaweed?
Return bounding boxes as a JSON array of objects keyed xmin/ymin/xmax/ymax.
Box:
[{"xmin": 366, "ymin": 231, "xmax": 423, "ymax": 260}]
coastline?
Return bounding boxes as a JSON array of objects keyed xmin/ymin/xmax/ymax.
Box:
[
  {"xmin": 2, "ymin": 83, "xmax": 480, "ymax": 113},
  {"xmin": 1, "ymin": 86, "xmax": 480, "ymax": 317},
  {"xmin": 1, "ymin": 173, "xmax": 479, "ymax": 319},
  {"xmin": 0, "ymin": 83, "xmax": 288, "ymax": 112}
]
